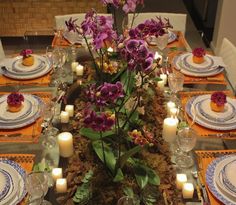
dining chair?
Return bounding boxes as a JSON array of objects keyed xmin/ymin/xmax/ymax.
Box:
[
  {"xmin": 0, "ymin": 38, "xmax": 5, "ymax": 60},
  {"xmin": 55, "ymin": 13, "xmax": 112, "ymax": 30},
  {"xmin": 218, "ymin": 38, "xmax": 236, "ymax": 94},
  {"xmin": 128, "ymin": 12, "xmax": 187, "ymax": 36}
]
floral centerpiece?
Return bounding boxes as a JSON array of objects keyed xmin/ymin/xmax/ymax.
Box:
[
  {"xmin": 7, "ymin": 92, "xmax": 24, "ymax": 112},
  {"xmin": 192, "ymin": 47, "xmax": 206, "ymax": 64},
  {"xmin": 61, "ymin": 2, "xmax": 182, "ymax": 205},
  {"xmin": 20, "ymin": 49, "xmax": 34, "ymax": 66},
  {"xmin": 210, "ymin": 91, "xmax": 227, "ymax": 112}
]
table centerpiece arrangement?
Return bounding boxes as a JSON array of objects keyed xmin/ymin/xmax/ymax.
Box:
[{"xmin": 58, "ymin": 1, "xmax": 184, "ymax": 204}]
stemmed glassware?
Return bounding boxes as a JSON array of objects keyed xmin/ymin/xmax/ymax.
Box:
[
  {"xmin": 41, "ymin": 101, "xmax": 58, "ymax": 148},
  {"xmin": 156, "ymin": 33, "xmax": 169, "ymax": 59},
  {"xmin": 168, "ymin": 72, "xmax": 184, "ymax": 106},
  {"xmin": 175, "ymin": 127, "xmax": 197, "ymax": 168},
  {"xmin": 26, "ymin": 172, "xmax": 52, "ymax": 205}
]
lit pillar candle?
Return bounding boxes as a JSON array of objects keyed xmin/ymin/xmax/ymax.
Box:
[
  {"xmin": 71, "ymin": 62, "xmax": 78, "ymax": 72},
  {"xmin": 160, "ymin": 74, "xmax": 167, "ymax": 85},
  {"xmin": 60, "ymin": 111, "xmax": 69, "ymax": 123},
  {"xmin": 76, "ymin": 64, "xmax": 84, "ymax": 76},
  {"xmin": 57, "ymin": 132, "xmax": 74, "ymax": 157},
  {"xmin": 176, "ymin": 174, "xmax": 188, "ymax": 190},
  {"xmin": 157, "ymin": 80, "xmax": 165, "ymax": 89},
  {"xmin": 162, "ymin": 117, "xmax": 178, "ymax": 143},
  {"xmin": 182, "ymin": 183, "xmax": 194, "ymax": 198},
  {"xmin": 167, "ymin": 101, "xmax": 176, "ymax": 116},
  {"xmin": 56, "ymin": 178, "xmax": 67, "ymax": 193},
  {"xmin": 52, "ymin": 168, "xmax": 62, "ymax": 181},
  {"xmin": 65, "ymin": 105, "xmax": 74, "ymax": 117}
]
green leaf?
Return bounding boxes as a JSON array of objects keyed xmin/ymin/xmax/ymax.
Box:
[
  {"xmin": 134, "ymin": 165, "xmax": 148, "ymax": 189},
  {"xmin": 113, "ymin": 168, "xmax": 124, "ymax": 182},
  {"xmin": 80, "ymin": 128, "xmax": 114, "ymax": 140},
  {"xmin": 152, "ymin": 77, "xmax": 162, "ymax": 82},
  {"xmin": 145, "ymin": 167, "xmax": 160, "ymax": 186},
  {"xmin": 121, "ymin": 71, "xmax": 136, "ymax": 95},
  {"xmin": 92, "ymin": 140, "xmax": 116, "ymax": 173},
  {"xmin": 123, "ymin": 187, "xmax": 134, "ymax": 198},
  {"xmin": 117, "ymin": 146, "xmax": 141, "ymax": 169},
  {"xmin": 111, "ymin": 68, "xmax": 126, "ymax": 82},
  {"xmin": 129, "ymin": 111, "xmax": 139, "ymax": 124}
]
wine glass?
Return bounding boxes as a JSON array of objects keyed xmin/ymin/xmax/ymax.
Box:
[
  {"xmin": 117, "ymin": 196, "xmax": 139, "ymax": 205},
  {"xmin": 26, "ymin": 172, "xmax": 52, "ymax": 205},
  {"xmin": 24, "ymin": 172, "xmax": 50, "ymax": 205},
  {"xmin": 156, "ymin": 33, "xmax": 169, "ymax": 59},
  {"xmin": 175, "ymin": 127, "xmax": 197, "ymax": 168},
  {"xmin": 168, "ymin": 72, "xmax": 184, "ymax": 106}
]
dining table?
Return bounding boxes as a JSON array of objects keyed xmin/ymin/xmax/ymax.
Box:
[{"xmin": 0, "ymin": 28, "xmax": 235, "ymax": 205}]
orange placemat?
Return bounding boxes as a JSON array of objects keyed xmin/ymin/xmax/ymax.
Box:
[
  {"xmin": 0, "ymin": 73, "xmax": 51, "ymax": 86},
  {"xmin": 180, "ymin": 90, "xmax": 236, "ymax": 138},
  {"xmin": 0, "ymin": 153, "xmax": 35, "ymax": 205},
  {"xmin": 52, "ymin": 35, "xmax": 82, "ymax": 48},
  {"xmin": 195, "ymin": 150, "xmax": 236, "ymax": 205},
  {"xmin": 0, "ymin": 92, "xmax": 52, "ymax": 143}
]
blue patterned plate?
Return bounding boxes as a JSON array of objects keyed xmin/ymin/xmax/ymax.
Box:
[
  {"xmin": 0, "ymin": 159, "xmax": 26, "ymax": 205},
  {"xmin": 195, "ymin": 95, "xmax": 236, "ymax": 123},
  {"xmin": 0, "ymin": 94, "xmax": 43, "ymax": 129},
  {"xmin": 0, "ymin": 169, "xmax": 11, "ymax": 201},
  {"xmin": 186, "ymin": 96, "xmax": 236, "ymax": 130},
  {"xmin": 222, "ymin": 159, "xmax": 236, "ymax": 195},
  {"xmin": 206, "ymin": 155, "xmax": 236, "ymax": 205},
  {"xmin": 173, "ymin": 54, "xmax": 225, "ymax": 77},
  {"xmin": 1, "ymin": 55, "xmax": 52, "ymax": 80}
]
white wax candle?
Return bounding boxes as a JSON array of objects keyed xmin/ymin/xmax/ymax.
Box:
[
  {"xmin": 57, "ymin": 132, "xmax": 74, "ymax": 157},
  {"xmin": 170, "ymin": 107, "xmax": 178, "ymax": 118},
  {"xmin": 182, "ymin": 183, "xmax": 194, "ymax": 198},
  {"xmin": 107, "ymin": 47, "xmax": 113, "ymax": 52},
  {"xmin": 60, "ymin": 111, "xmax": 69, "ymax": 123},
  {"xmin": 157, "ymin": 80, "xmax": 165, "ymax": 89},
  {"xmin": 56, "ymin": 178, "xmax": 67, "ymax": 193},
  {"xmin": 52, "ymin": 168, "xmax": 62, "ymax": 181},
  {"xmin": 167, "ymin": 101, "xmax": 176, "ymax": 116},
  {"xmin": 65, "ymin": 105, "xmax": 74, "ymax": 117},
  {"xmin": 71, "ymin": 62, "xmax": 78, "ymax": 72},
  {"xmin": 154, "ymin": 51, "xmax": 162, "ymax": 64},
  {"xmin": 176, "ymin": 174, "xmax": 187, "ymax": 190},
  {"xmin": 162, "ymin": 117, "xmax": 178, "ymax": 143},
  {"xmin": 160, "ymin": 74, "xmax": 167, "ymax": 85},
  {"xmin": 76, "ymin": 64, "xmax": 84, "ymax": 76}
]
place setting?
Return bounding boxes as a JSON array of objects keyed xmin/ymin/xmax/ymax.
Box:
[
  {"xmin": 0, "ymin": 49, "xmax": 52, "ymax": 85},
  {"xmin": 172, "ymin": 47, "xmax": 227, "ymax": 84},
  {"xmin": 0, "ymin": 92, "xmax": 51, "ymax": 143}
]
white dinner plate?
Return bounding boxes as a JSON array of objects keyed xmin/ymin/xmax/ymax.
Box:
[
  {"xmin": 186, "ymin": 95, "xmax": 236, "ymax": 130},
  {"xmin": 0, "ymin": 159, "xmax": 26, "ymax": 205},
  {"xmin": 0, "ymin": 94, "xmax": 43, "ymax": 129},
  {"xmin": 1, "ymin": 55, "xmax": 52, "ymax": 80},
  {"xmin": 206, "ymin": 155, "xmax": 236, "ymax": 205}
]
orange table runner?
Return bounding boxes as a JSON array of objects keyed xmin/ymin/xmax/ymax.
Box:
[
  {"xmin": 180, "ymin": 90, "xmax": 236, "ymax": 138},
  {"xmin": 0, "ymin": 92, "xmax": 52, "ymax": 143},
  {"xmin": 0, "ymin": 153, "xmax": 35, "ymax": 205},
  {"xmin": 0, "ymin": 73, "xmax": 51, "ymax": 86},
  {"xmin": 195, "ymin": 150, "xmax": 236, "ymax": 205}
]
